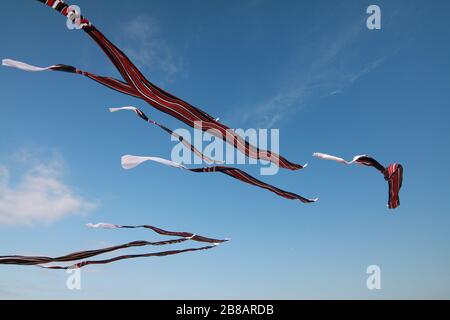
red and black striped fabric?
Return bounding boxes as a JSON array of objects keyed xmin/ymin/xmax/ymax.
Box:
[
  {"xmin": 353, "ymin": 157, "xmax": 403, "ymax": 209},
  {"xmin": 0, "ymin": 223, "xmax": 226, "ymax": 269},
  {"xmin": 34, "ymin": 0, "xmax": 304, "ymax": 171},
  {"xmin": 0, "ymin": 238, "xmax": 188, "ymax": 266},
  {"xmin": 113, "ymin": 223, "xmax": 229, "ymax": 244},
  {"xmin": 40, "ymin": 246, "xmax": 216, "ymax": 270},
  {"xmin": 113, "ymin": 108, "xmax": 318, "ymax": 204},
  {"xmin": 385, "ymin": 164, "xmax": 403, "ymax": 209},
  {"xmin": 351, "ymin": 155, "xmax": 386, "ymax": 174},
  {"xmin": 189, "ymin": 166, "xmax": 317, "ymax": 204},
  {"xmin": 121, "ymin": 155, "xmax": 318, "ymax": 204},
  {"xmin": 313, "ymin": 153, "xmax": 404, "ymax": 209}
]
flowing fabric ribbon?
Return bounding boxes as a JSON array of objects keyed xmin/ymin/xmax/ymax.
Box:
[
  {"xmin": 86, "ymin": 222, "xmax": 229, "ymax": 244},
  {"xmin": 0, "ymin": 223, "xmax": 227, "ymax": 269},
  {"xmin": 121, "ymin": 155, "xmax": 318, "ymax": 204},
  {"xmin": 39, "ymin": 246, "xmax": 217, "ymax": 270},
  {"xmin": 313, "ymin": 153, "xmax": 403, "ymax": 209}
]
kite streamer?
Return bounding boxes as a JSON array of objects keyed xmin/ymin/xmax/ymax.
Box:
[
  {"xmin": 121, "ymin": 155, "xmax": 318, "ymax": 204},
  {"xmin": 313, "ymin": 153, "xmax": 403, "ymax": 209},
  {"xmin": 0, "ymin": 239, "xmax": 189, "ymax": 266},
  {"xmin": 109, "ymin": 106, "xmax": 223, "ymax": 164},
  {"xmin": 86, "ymin": 222, "xmax": 229, "ymax": 244},
  {"xmin": 3, "ymin": 0, "xmax": 305, "ymax": 171},
  {"xmin": 2, "ymin": 59, "xmax": 141, "ymax": 98},
  {"xmin": 0, "ymin": 223, "xmax": 226, "ymax": 269},
  {"xmin": 40, "ymin": 246, "xmax": 217, "ymax": 270}
]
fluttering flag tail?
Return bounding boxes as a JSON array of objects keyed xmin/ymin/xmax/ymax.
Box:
[
  {"xmin": 86, "ymin": 222, "xmax": 229, "ymax": 244},
  {"xmin": 121, "ymin": 155, "xmax": 318, "ymax": 204},
  {"xmin": 313, "ymin": 152, "xmax": 403, "ymax": 209},
  {"xmin": 109, "ymin": 106, "xmax": 223, "ymax": 164},
  {"xmin": 3, "ymin": 0, "xmax": 305, "ymax": 171},
  {"xmin": 0, "ymin": 223, "xmax": 227, "ymax": 269}
]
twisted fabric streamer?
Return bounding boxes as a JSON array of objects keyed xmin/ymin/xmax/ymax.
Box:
[
  {"xmin": 313, "ymin": 153, "xmax": 403, "ymax": 209},
  {"xmin": 86, "ymin": 222, "xmax": 229, "ymax": 244},
  {"xmin": 121, "ymin": 155, "xmax": 318, "ymax": 204},
  {"xmin": 40, "ymin": 246, "xmax": 217, "ymax": 270},
  {"xmin": 2, "ymin": 0, "xmax": 305, "ymax": 171},
  {"xmin": 0, "ymin": 223, "xmax": 226, "ymax": 269},
  {"xmin": 109, "ymin": 106, "xmax": 223, "ymax": 164},
  {"xmin": 2, "ymin": 59, "xmax": 140, "ymax": 98}
]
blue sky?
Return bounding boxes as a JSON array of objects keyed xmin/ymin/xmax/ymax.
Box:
[{"xmin": 1, "ymin": 0, "xmax": 449, "ymax": 299}]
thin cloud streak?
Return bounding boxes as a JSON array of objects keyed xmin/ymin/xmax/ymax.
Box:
[{"xmin": 242, "ymin": 16, "xmax": 389, "ymax": 128}]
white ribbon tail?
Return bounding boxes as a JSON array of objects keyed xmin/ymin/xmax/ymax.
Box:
[
  {"xmin": 86, "ymin": 222, "xmax": 119, "ymax": 229},
  {"xmin": 109, "ymin": 106, "xmax": 138, "ymax": 113},
  {"xmin": 2, "ymin": 58, "xmax": 54, "ymax": 72},
  {"xmin": 313, "ymin": 152, "xmax": 353, "ymax": 165},
  {"xmin": 313, "ymin": 152, "xmax": 369, "ymax": 166},
  {"xmin": 121, "ymin": 155, "xmax": 188, "ymax": 170}
]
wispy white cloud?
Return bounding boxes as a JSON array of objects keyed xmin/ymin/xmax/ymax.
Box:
[
  {"xmin": 121, "ymin": 16, "xmax": 184, "ymax": 81},
  {"xmin": 346, "ymin": 56, "xmax": 386, "ymax": 84},
  {"xmin": 0, "ymin": 152, "xmax": 96, "ymax": 226},
  {"xmin": 241, "ymin": 16, "xmax": 390, "ymax": 127}
]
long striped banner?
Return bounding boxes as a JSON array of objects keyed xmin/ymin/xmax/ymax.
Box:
[{"xmin": 2, "ymin": 0, "xmax": 305, "ymax": 171}]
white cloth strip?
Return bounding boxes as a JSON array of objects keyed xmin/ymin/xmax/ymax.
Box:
[
  {"xmin": 121, "ymin": 155, "xmax": 188, "ymax": 170},
  {"xmin": 109, "ymin": 106, "xmax": 137, "ymax": 113},
  {"xmin": 313, "ymin": 152, "xmax": 366, "ymax": 165},
  {"xmin": 86, "ymin": 223, "xmax": 119, "ymax": 229},
  {"xmin": 2, "ymin": 59, "xmax": 54, "ymax": 72}
]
